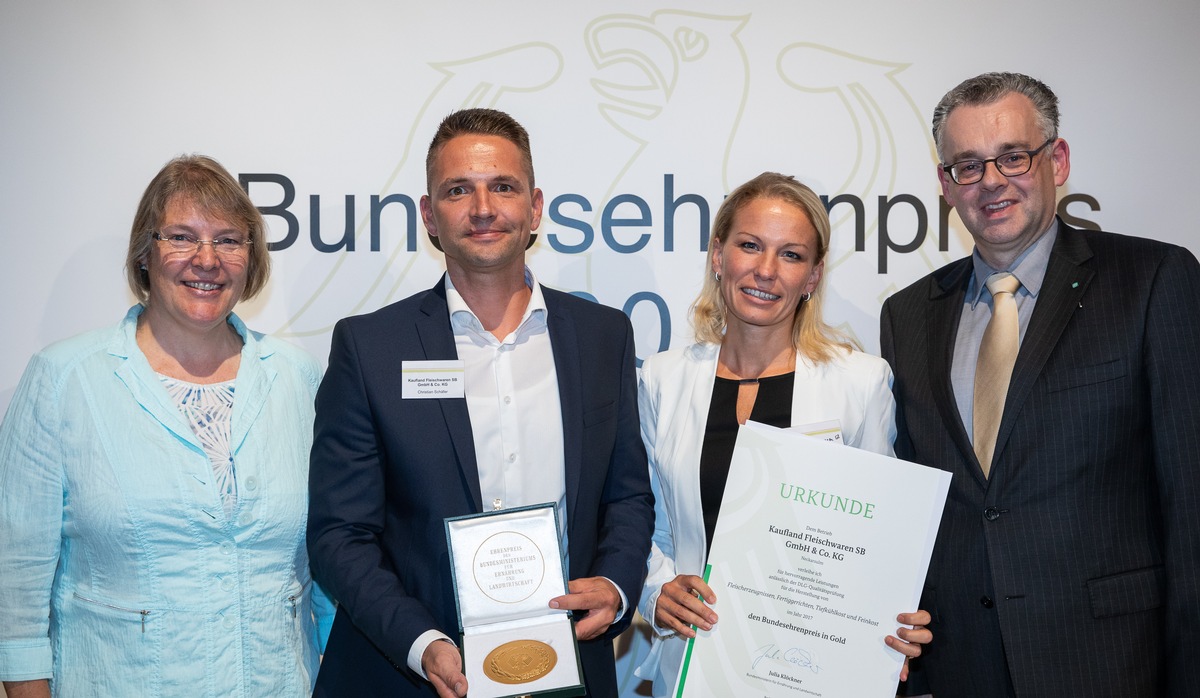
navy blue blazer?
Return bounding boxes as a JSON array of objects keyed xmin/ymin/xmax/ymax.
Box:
[
  {"xmin": 308, "ymin": 278, "xmax": 654, "ymax": 697},
  {"xmin": 880, "ymin": 222, "xmax": 1200, "ymax": 697}
]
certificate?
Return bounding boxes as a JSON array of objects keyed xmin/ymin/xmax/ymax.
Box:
[{"xmin": 677, "ymin": 422, "xmax": 951, "ymax": 698}]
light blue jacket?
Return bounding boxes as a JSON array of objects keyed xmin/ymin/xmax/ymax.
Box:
[{"xmin": 0, "ymin": 306, "xmax": 333, "ymax": 696}]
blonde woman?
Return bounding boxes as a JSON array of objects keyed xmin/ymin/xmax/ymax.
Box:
[{"xmin": 635, "ymin": 172, "xmax": 929, "ymax": 696}]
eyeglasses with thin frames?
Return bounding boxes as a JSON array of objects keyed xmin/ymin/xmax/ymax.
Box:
[
  {"xmin": 941, "ymin": 137, "xmax": 1056, "ymax": 185},
  {"xmin": 151, "ymin": 231, "xmax": 252, "ymax": 261}
]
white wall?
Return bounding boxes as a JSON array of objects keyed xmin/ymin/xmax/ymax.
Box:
[{"xmin": 3, "ymin": 1, "xmax": 1198, "ymax": 412}]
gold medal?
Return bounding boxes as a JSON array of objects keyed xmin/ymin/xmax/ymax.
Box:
[{"xmin": 482, "ymin": 639, "xmax": 558, "ymax": 684}]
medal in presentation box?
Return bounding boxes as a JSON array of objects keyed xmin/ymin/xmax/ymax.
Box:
[{"xmin": 445, "ymin": 503, "xmax": 585, "ymax": 698}]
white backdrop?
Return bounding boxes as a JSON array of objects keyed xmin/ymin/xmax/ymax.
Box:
[
  {"xmin": 4, "ymin": 1, "xmax": 1199, "ymax": 414},
  {"xmin": 2, "ymin": 1, "xmax": 1198, "ymax": 693}
]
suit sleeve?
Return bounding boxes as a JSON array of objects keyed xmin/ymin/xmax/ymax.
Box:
[
  {"xmin": 587, "ymin": 318, "xmax": 654, "ymax": 638},
  {"xmin": 636, "ymin": 356, "xmax": 678, "ymax": 635},
  {"xmin": 307, "ymin": 318, "xmax": 441, "ymax": 670},
  {"xmin": 1144, "ymin": 246, "xmax": 1200, "ymax": 693},
  {"xmin": 879, "ymin": 298, "xmax": 915, "ymax": 461},
  {"xmin": 879, "ymin": 291, "xmax": 934, "ymax": 697},
  {"xmin": 293, "ymin": 349, "xmax": 338, "ymax": 655}
]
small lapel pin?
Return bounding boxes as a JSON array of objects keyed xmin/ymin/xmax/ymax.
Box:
[{"xmin": 1071, "ymin": 281, "xmax": 1079, "ymax": 288}]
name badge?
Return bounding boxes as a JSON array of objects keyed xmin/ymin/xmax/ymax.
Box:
[
  {"xmin": 402, "ymin": 360, "xmax": 465, "ymax": 399},
  {"xmin": 793, "ymin": 419, "xmax": 844, "ymax": 444}
]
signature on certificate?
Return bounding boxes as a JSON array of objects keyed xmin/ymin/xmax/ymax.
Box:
[{"xmin": 751, "ymin": 643, "xmax": 821, "ymax": 674}]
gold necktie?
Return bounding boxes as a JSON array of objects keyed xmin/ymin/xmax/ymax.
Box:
[{"xmin": 973, "ymin": 272, "xmax": 1021, "ymax": 477}]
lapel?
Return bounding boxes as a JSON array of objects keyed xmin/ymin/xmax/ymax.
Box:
[
  {"xmin": 544, "ymin": 288, "xmax": 583, "ymax": 533},
  {"xmin": 689, "ymin": 344, "xmax": 720, "ymax": 436},
  {"xmin": 991, "ymin": 223, "xmax": 1094, "ymax": 471},
  {"xmin": 685, "ymin": 344, "xmax": 719, "ymax": 557},
  {"xmin": 416, "ymin": 278, "xmax": 483, "ymax": 513},
  {"xmin": 227, "ymin": 314, "xmax": 275, "ymax": 455},
  {"xmin": 927, "ymin": 258, "xmax": 979, "ymax": 477},
  {"xmin": 678, "ymin": 344, "xmax": 719, "ymax": 526},
  {"xmin": 110, "ymin": 307, "xmax": 202, "ymax": 452}
]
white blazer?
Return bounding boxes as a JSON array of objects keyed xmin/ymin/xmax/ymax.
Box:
[{"xmin": 633, "ymin": 342, "xmax": 896, "ymax": 696}]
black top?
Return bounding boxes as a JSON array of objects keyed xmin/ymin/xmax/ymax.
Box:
[{"xmin": 698, "ymin": 372, "xmax": 795, "ymax": 558}]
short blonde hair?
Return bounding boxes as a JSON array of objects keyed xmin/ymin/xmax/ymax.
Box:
[
  {"xmin": 691, "ymin": 172, "xmax": 854, "ymax": 363},
  {"xmin": 125, "ymin": 154, "xmax": 271, "ymax": 303}
]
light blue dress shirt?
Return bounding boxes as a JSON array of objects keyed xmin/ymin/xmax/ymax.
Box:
[
  {"xmin": 0, "ymin": 305, "xmax": 334, "ymax": 696},
  {"xmin": 951, "ymin": 223, "xmax": 1058, "ymax": 437}
]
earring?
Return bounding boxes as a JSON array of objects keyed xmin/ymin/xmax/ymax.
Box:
[
  {"xmin": 800, "ymin": 292, "xmax": 811, "ymax": 303},
  {"xmin": 140, "ymin": 264, "xmax": 148, "ymax": 271},
  {"xmin": 715, "ymin": 271, "xmax": 721, "ymax": 282}
]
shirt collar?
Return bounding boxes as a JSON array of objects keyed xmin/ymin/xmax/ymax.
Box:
[
  {"xmin": 966, "ymin": 218, "xmax": 1058, "ymax": 308},
  {"xmin": 445, "ymin": 267, "xmax": 548, "ymax": 336}
]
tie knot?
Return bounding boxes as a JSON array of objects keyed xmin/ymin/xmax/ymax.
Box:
[{"xmin": 986, "ymin": 272, "xmax": 1021, "ymax": 297}]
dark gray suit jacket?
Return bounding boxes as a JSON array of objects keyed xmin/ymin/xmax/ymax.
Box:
[
  {"xmin": 307, "ymin": 278, "xmax": 654, "ymax": 697},
  {"xmin": 880, "ymin": 222, "xmax": 1200, "ymax": 697}
]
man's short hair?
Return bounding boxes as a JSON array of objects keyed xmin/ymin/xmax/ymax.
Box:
[
  {"xmin": 932, "ymin": 72, "xmax": 1060, "ymax": 161},
  {"xmin": 425, "ymin": 108, "xmax": 535, "ymax": 192}
]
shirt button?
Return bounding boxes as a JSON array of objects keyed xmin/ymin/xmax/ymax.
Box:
[
  {"xmin": 983, "ymin": 507, "xmax": 1001, "ymax": 522},
  {"xmin": 980, "ymin": 596, "xmax": 994, "ymax": 609},
  {"xmin": 219, "ymin": 577, "xmax": 235, "ymax": 592},
  {"xmin": 221, "ymin": 616, "xmax": 235, "ymax": 629},
  {"xmin": 220, "ymin": 542, "xmax": 234, "ymax": 555},
  {"xmin": 244, "ymin": 477, "xmax": 259, "ymax": 492},
  {"xmin": 504, "ymin": 396, "xmax": 512, "ymax": 405}
]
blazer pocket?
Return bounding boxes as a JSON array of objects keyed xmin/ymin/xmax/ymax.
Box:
[
  {"xmin": 582, "ymin": 400, "xmax": 617, "ymax": 427},
  {"xmin": 1044, "ymin": 357, "xmax": 1126, "ymax": 393},
  {"xmin": 1086, "ymin": 565, "xmax": 1164, "ymax": 619}
]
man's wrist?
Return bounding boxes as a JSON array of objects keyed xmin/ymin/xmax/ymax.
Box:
[
  {"xmin": 409, "ymin": 630, "xmax": 456, "ymax": 678},
  {"xmin": 600, "ymin": 575, "xmax": 628, "ymax": 620}
]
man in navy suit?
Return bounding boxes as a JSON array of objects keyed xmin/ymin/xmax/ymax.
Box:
[
  {"xmin": 881, "ymin": 72, "xmax": 1200, "ymax": 697},
  {"xmin": 308, "ymin": 108, "xmax": 654, "ymax": 697}
]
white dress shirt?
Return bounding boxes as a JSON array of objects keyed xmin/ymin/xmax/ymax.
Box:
[
  {"xmin": 408, "ymin": 268, "xmax": 570, "ymax": 676},
  {"xmin": 449, "ymin": 269, "xmax": 567, "ymax": 525}
]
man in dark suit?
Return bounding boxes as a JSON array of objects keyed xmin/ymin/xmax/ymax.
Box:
[
  {"xmin": 880, "ymin": 72, "xmax": 1200, "ymax": 697},
  {"xmin": 308, "ymin": 108, "xmax": 654, "ymax": 697}
]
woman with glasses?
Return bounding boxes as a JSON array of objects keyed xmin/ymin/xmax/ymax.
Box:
[
  {"xmin": 633, "ymin": 172, "xmax": 930, "ymax": 697},
  {"xmin": 0, "ymin": 155, "xmax": 333, "ymax": 697}
]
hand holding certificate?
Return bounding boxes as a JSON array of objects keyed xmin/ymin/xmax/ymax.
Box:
[{"xmin": 676, "ymin": 422, "xmax": 951, "ymax": 698}]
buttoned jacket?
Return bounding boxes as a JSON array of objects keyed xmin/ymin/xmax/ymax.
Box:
[
  {"xmin": 308, "ymin": 278, "xmax": 654, "ymax": 697},
  {"xmin": 880, "ymin": 223, "xmax": 1200, "ymax": 697}
]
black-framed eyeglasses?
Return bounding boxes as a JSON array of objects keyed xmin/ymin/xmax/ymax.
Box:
[
  {"xmin": 151, "ymin": 231, "xmax": 252, "ymax": 260},
  {"xmin": 941, "ymin": 137, "xmax": 1056, "ymax": 185}
]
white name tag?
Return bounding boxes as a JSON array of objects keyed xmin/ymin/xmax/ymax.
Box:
[
  {"xmin": 793, "ymin": 419, "xmax": 844, "ymax": 444},
  {"xmin": 402, "ymin": 360, "xmax": 465, "ymax": 399}
]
